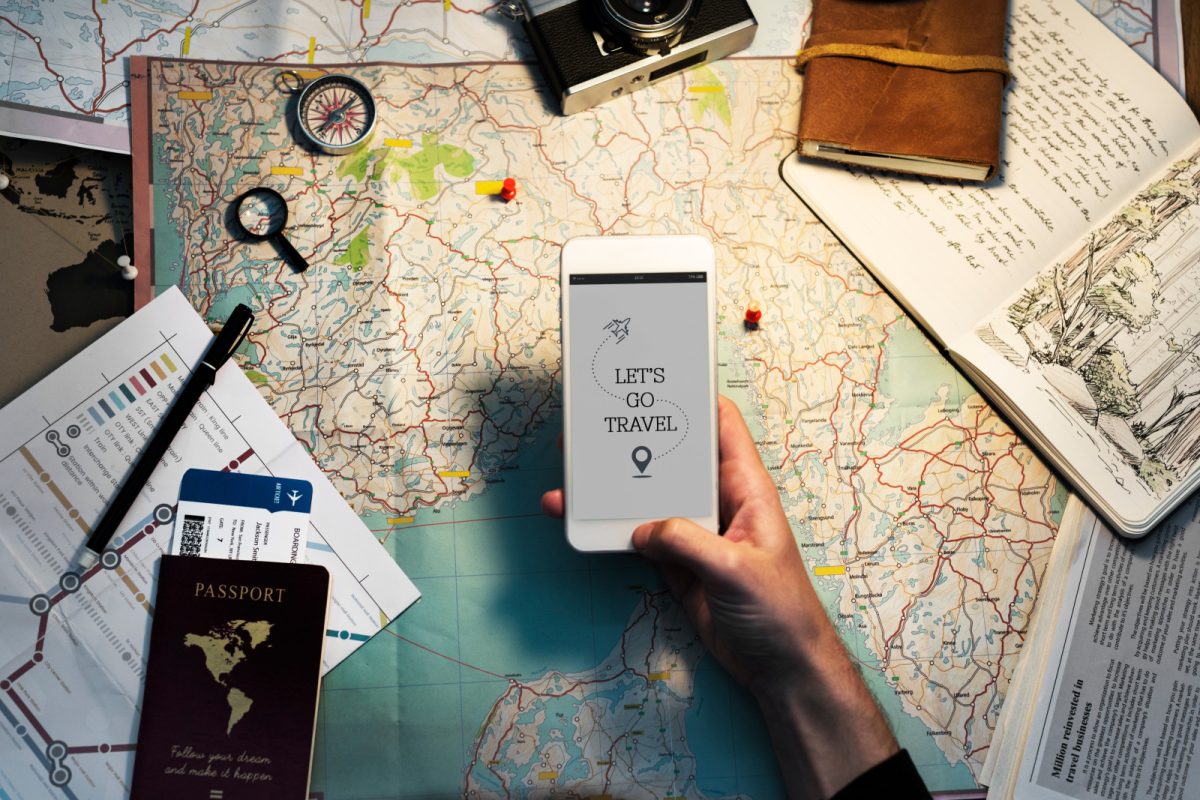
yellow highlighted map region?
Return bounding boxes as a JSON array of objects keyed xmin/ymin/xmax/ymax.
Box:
[{"xmin": 813, "ymin": 565, "xmax": 847, "ymax": 576}]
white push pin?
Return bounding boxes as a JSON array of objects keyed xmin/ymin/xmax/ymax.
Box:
[
  {"xmin": 0, "ymin": 173, "xmax": 9, "ymax": 191},
  {"xmin": 117, "ymin": 254, "xmax": 137, "ymax": 280}
]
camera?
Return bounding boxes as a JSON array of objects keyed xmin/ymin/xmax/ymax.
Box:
[{"xmin": 507, "ymin": 0, "xmax": 758, "ymax": 115}]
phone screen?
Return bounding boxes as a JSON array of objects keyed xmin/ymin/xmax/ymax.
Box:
[{"xmin": 568, "ymin": 271, "xmax": 714, "ymax": 521}]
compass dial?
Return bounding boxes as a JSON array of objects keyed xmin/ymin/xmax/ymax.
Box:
[{"xmin": 296, "ymin": 74, "xmax": 376, "ymax": 155}]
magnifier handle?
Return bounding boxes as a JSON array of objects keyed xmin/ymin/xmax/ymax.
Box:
[{"xmin": 274, "ymin": 233, "xmax": 310, "ymax": 273}]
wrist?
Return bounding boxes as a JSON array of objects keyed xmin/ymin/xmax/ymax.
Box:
[
  {"xmin": 748, "ymin": 601, "xmax": 855, "ymax": 708},
  {"xmin": 750, "ymin": 628, "xmax": 899, "ymax": 799}
]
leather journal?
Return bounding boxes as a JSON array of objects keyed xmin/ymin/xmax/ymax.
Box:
[{"xmin": 795, "ymin": 0, "xmax": 1010, "ymax": 181}]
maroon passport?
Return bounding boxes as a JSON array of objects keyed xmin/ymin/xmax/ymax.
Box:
[{"xmin": 131, "ymin": 555, "xmax": 329, "ymax": 799}]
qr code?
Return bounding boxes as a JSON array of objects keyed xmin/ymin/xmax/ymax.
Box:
[{"xmin": 179, "ymin": 514, "xmax": 206, "ymax": 556}]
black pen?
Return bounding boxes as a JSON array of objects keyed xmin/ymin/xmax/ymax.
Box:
[{"xmin": 78, "ymin": 304, "xmax": 255, "ymax": 569}]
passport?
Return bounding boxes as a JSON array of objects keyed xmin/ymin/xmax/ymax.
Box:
[{"xmin": 131, "ymin": 555, "xmax": 329, "ymax": 799}]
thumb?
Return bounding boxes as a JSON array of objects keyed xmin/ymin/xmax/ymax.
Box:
[{"xmin": 632, "ymin": 518, "xmax": 738, "ymax": 586}]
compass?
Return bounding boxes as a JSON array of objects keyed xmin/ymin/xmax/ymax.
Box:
[{"xmin": 295, "ymin": 74, "xmax": 376, "ymax": 155}]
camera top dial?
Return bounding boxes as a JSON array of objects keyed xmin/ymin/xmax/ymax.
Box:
[{"xmin": 596, "ymin": 0, "xmax": 695, "ymax": 55}]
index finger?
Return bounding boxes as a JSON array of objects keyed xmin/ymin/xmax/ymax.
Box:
[{"xmin": 716, "ymin": 396, "xmax": 785, "ymax": 522}]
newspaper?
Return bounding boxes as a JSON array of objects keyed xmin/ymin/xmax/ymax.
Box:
[{"xmin": 992, "ymin": 498, "xmax": 1200, "ymax": 799}]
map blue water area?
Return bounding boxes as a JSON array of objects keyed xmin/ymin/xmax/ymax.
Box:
[
  {"xmin": 152, "ymin": 177, "xmax": 184, "ymax": 290},
  {"xmin": 310, "ymin": 408, "xmax": 794, "ymax": 797},
  {"xmin": 867, "ymin": 319, "xmax": 970, "ymax": 446},
  {"xmin": 803, "ymin": 557, "xmax": 979, "ymax": 792},
  {"xmin": 206, "ymin": 283, "xmax": 258, "ymax": 321},
  {"xmin": 684, "ymin": 660, "xmax": 784, "ymax": 797}
]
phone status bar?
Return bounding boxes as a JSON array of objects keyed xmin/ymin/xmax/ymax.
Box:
[{"xmin": 569, "ymin": 272, "xmax": 707, "ymax": 284}]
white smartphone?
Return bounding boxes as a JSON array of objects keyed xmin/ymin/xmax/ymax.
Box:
[{"xmin": 560, "ymin": 234, "xmax": 719, "ymax": 552}]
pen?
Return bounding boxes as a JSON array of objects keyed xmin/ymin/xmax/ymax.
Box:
[{"xmin": 78, "ymin": 304, "xmax": 255, "ymax": 569}]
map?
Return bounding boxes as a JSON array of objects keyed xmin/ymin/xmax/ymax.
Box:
[
  {"xmin": 1, "ymin": 0, "xmax": 1178, "ymax": 152},
  {"xmin": 0, "ymin": 137, "xmax": 133, "ymax": 405},
  {"xmin": 1082, "ymin": 0, "xmax": 1184, "ymax": 89},
  {"xmin": 0, "ymin": 287, "xmax": 419, "ymax": 800},
  {"xmin": 185, "ymin": 619, "xmax": 273, "ymax": 734},
  {"xmin": 134, "ymin": 54, "xmax": 1064, "ymax": 797},
  {"xmin": 0, "ymin": 0, "xmax": 810, "ymax": 152}
]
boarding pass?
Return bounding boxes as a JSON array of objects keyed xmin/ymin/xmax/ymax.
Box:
[{"xmin": 170, "ymin": 468, "xmax": 312, "ymax": 563}]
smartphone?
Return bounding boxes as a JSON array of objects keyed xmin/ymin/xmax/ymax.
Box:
[{"xmin": 560, "ymin": 234, "xmax": 719, "ymax": 552}]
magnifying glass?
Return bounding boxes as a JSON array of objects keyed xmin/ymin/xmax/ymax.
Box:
[{"xmin": 232, "ymin": 187, "xmax": 309, "ymax": 272}]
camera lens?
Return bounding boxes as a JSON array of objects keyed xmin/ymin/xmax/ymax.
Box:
[
  {"xmin": 597, "ymin": 0, "xmax": 695, "ymax": 55},
  {"xmin": 618, "ymin": 0, "xmax": 668, "ymax": 13}
]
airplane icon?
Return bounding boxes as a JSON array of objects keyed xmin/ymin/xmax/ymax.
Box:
[
  {"xmin": 604, "ymin": 317, "xmax": 631, "ymax": 343},
  {"xmin": 287, "ymin": 490, "xmax": 304, "ymax": 507}
]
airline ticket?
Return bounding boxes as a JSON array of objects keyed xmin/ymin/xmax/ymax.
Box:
[{"xmin": 170, "ymin": 468, "xmax": 312, "ymax": 563}]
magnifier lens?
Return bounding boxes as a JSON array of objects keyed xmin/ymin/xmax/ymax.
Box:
[{"xmin": 236, "ymin": 190, "xmax": 287, "ymax": 238}]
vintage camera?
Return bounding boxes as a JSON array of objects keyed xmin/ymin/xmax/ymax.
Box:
[{"xmin": 508, "ymin": 0, "xmax": 758, "ymax": 115}]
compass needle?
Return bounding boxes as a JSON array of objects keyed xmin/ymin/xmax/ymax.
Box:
[{"xmin": 295, "ymin": 74, "xmax": 375, "ymax": 155}]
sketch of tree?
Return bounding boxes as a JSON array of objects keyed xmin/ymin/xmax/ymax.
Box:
[
  {"xmin": 1079, "ymin": 347, "xmax": 1139, "ymax": 417},
  {"xmin": 1085, "ymin": 252, "xmax": 1159, "ymax": 329},
  {"xmin": 1138, "ymin": 384, "xmax": 1200, "ymax": 449},
  {"xmin": 984, "ymin": 149, "xmax": 1200, "ymax": 493},
  {"xmin": 1006, "ymin": 158, "xmax": 1200, "ymax": 373}
]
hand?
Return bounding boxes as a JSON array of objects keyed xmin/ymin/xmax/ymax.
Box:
[
  {"xmin": 541, "ymin": 397, "xmax": 834, "ymax": 684},
  {"xmin": 541, "ymin": 397, "xmax": 899, "ymax": 798}
]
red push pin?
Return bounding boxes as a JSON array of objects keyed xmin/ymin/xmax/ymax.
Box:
[
  {"xmin": 500, "ymin": 177, "xmax": 517, "ymax": 202},
  {"xmin": 744, "ymin": 301, "xmax": 762, "ymax": 329}
]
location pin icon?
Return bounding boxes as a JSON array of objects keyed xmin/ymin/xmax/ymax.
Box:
[{"xmin": 632, "ymin": 446, "xmax": 652, "ymax": 476}]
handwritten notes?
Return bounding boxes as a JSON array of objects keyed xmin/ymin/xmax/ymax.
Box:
[{"xmin": 784, "ymin": 0, "xmax": 1200, "ymax": 339}]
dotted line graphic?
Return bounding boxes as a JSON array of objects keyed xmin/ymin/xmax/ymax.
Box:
[
  {"xmin": 656, "ymin": 397, "xmax": 689, "ymax": 459},
  {"xmin": 591, "ymin": 333, "xmax": 625, "ymax": 401}
]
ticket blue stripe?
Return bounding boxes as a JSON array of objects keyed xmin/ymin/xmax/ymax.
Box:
[
  {"xmin": 97, "ymin": 399, "xmax": 114, "ymax": 418},
  {"xmin": 179, "ymin": 469, "xmax": 312, "ymax": 513},
  {"xmin": 108, "ymin": 391, "xmax": 125, "ymax": 411}
]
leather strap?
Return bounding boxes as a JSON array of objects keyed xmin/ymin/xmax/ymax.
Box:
[{"xmin": 796, "ymin": 42, "xmax": 1011, "ymax": 83}]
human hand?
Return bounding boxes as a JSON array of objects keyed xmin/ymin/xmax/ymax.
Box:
[
  {"xmin": 634, "ymin": 396, "xmax": 838, "ymax": 687},
  {"xmin": 542, "ymin": 397, "xmax": 898, "ymax": 797},
  {"xmin": 542, "ymin": 396, "xmax": 833, "ymax": 685},
  {"xmin": 541, "ymin": 396, "xmax": 838, "ymax": 685}
]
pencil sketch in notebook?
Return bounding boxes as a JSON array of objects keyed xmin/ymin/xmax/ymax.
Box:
[{"xmin": 976, "ymin": 148, "xmax": 1200, "ymax": 499}]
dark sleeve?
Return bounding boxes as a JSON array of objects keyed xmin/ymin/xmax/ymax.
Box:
[{"xmin": 829, "ymin": 749, "xmax": 933, "ymax": 800}]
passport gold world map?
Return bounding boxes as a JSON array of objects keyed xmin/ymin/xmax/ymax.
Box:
[
  {"xmin": 184, "ymin": 620, "xmax": 273, "ymax": 734},
  {"xmin": 130, "ymin": 54, "xmax": 1066, "ymax": 798}
]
